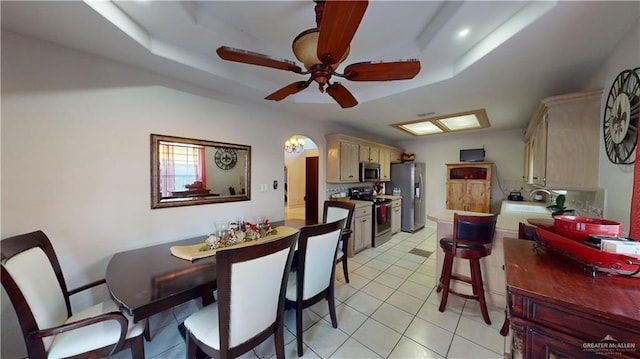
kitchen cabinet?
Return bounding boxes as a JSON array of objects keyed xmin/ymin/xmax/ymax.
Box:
[
  {"xmin": 504, "ymin": 238, "xmax": 640, "ymax": 359},
  {"xmin": 390, "ymin": 149, "xmax": 403, "ymax": 163},
  {"xmin": 522, "ymin": 138, "xmax": 533, "ymax": 184},
  {"xmin": 359, "ymin": 144, "xmax": 379, "ymax": 163},
  {"xmin": 352, "ymin": 205, "xmax": 372, "ymax": 254},
  {"xmin": 390, "ymin": 198, "xmax": 401, "ymax": 234},
  {"xmin": 379, "ymin": 148, "xmax": 391, "ymax": 181},
  {"xmin": 445, "ymin": 162, "xmax": 492, "ymax": 213},
  {"xmin": 325, "ymin": 134, "xmax": 403, "ymax": 183},
  {"xmin": 523, "ymin": 89, "xmax": 602, "ymax": 189},
  {"xmin": 326, "ymin": 136, "xmax": 360, "ymax": 183}
]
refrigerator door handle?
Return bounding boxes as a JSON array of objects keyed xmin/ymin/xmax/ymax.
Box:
[{"xmin": 415, "ymin": 173, "xmax": 423, "ymax": 199}]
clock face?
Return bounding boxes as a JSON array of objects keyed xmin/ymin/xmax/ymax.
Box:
[
  {"xmin": 603, "ymin": 68, "xmax": 639, "ymax": 164},
  {"xmin": 214, "ymin": 148, "xmax": 238, "ymax": 170}
]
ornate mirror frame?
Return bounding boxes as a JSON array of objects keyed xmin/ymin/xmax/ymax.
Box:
[{"xmin": 151, "ymin": 134, "xmax": 251, "ymax": 209}]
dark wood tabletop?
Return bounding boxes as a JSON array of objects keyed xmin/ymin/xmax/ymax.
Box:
[
  {"xmin": 106, "ymin": 219, "xmax": 317, "ymax": 323},
  {"xmin": 504, "ymin": 238, "xmax": 640, "ymax": 329}
]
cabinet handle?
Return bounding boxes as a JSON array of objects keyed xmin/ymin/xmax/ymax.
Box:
[
  {"xmin": 349, "ymin": 175, "xmax": 354, "ymax": 178},
  {"xmin": 532, "ymin": 176, "xmax": 538, "ymax": 179}
]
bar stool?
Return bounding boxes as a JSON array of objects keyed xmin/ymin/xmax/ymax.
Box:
[{"xmin": 437, "ymin": 213, "xmax": 497, "ymax": 324}]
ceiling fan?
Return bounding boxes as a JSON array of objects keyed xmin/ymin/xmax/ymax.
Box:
[{"xmin": 216, "ymin": 0, "xmax": 421, "ymax": 108}]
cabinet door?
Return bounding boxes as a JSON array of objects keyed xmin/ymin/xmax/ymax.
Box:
[
  {"xmin": 340, "ymin": 141, "xmax": 359, "ymax": 182},
  {"xmin": 360, "ymin": 144, "xmax": 371, "ymax": 162},
  {"xmin": 379, "ymin": 149, "xmax": 391, "ymax": 181},
  {"xmin": 466, "ymin": 181, "xmax": 490, "ymax": 213},
  {"xmin": 391, "ymin": 200, "xmax": 401, "ymax": 234},
  {"xmin": 523, "ymin": 140, "xmax": 533, "ymax": 184},
  {"xmin": 390, "ymin": 150, "xmax": 403, "ymax": 163},
  {"xmin": 354, "ymin": 216, "xmax": 371, "ymax": 253},
  {"xmin": 532, "ymin": 114, "xmax": 547, "ymax": 187},
  {"xmin": 446, "ymin": 181, "xmax": 465, "ymax": 210},
  {"xmin": 369, "ymin": 147, "xmax": 380, "ymax": 163}
]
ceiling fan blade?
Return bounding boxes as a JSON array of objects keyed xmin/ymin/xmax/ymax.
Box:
[
  {"xmin": 265, "ymin": 81, "xmax": 310, "ymax": 101},
  {"xmin": 317, "ymin": 0, "xmax": 368, "ymax": 65},
  {"xmin": 326, "ymin": 82, "xmax": 358, "ymax": 108},
  {"xmin": 343, "ymin": 60, "xmax": 421, "ymax": 81},
  {"xmin": 217, "ymin": 46, "xmax": 302, "ymax": 73}
]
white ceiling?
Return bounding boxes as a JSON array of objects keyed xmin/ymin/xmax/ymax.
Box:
[{"xmin": 2, "ymin": 1, "xmax": 639, "ymax": 141}]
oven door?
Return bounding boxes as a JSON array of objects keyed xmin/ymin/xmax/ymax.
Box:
[{"xmin": 373, "ymin": 201, "xmax": 392, "ymax": 246}]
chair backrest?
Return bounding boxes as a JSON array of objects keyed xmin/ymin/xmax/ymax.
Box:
[
  {"xmin": 295, "ymin": 219, "xmax": 345, "ymax": 300},
  {"xmin": 518, "ymin": 222, "xmax": 538, "ymax": 241},
  {"xmin": 1, "ymin": 230, "xmax": 72, "ymax": 356},
  {"xmin": 453, "ymin": 213, "xmax": 498, "ymax": 247},
  {"xmin": 215, "ymin": 231, "xmax": 298, "ymax": 355},
  {"xmin": 323, "ymin": 201, "xmax": 355, "ymax": 231}
]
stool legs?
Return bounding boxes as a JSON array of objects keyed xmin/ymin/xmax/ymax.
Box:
[
  {"xmin": 438, "ymin": 254, "xmax": 492, "ymax": 325},
  {"xmin": 470, "ymin": 258, "xmax": 491, "ymax": 325},
  {"xmin": 438, "ymin": 253, "xmax": 454, "ymax": 311}
]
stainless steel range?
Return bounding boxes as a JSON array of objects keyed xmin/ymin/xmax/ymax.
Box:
[{"xmin": 349, "ymin": 187, "xmax": 392, "ymax": 247}]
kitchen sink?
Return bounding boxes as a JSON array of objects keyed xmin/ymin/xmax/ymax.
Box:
[{"xmin": 501, "ymin": 201, "xmax": 552, "ymax": 214}]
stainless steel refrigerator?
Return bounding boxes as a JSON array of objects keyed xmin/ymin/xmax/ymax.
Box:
[{"xmin": 387, "ymin": 162, "xmax": 426, "ymax": 232}]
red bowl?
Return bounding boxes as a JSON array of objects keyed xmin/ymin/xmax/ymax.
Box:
[{"xmin": 553, "ymin": 215, "xmax": 623, "ymax": 241}]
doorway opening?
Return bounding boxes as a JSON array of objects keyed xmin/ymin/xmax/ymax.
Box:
[{"xmin": 284, "ymin": 135, "xmax": 319, "ymax": 222}]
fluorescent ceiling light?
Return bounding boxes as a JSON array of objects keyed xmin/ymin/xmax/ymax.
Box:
[{"xmin": 392, "ymin": 109, "xmax": 490, "ymax": 136}]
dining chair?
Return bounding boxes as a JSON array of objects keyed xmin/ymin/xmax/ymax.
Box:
[
  {"xmin": 183, "ymin": 231, "xmax": 299, "ymax": 359},
  {"xmin": 437, "ymin": 213, "xmax": 498, "ymax": 325},
  {"xmin": 322, "ymin": 200, "xmax": 356, "ymax": 283},
  {"xmin": 0, "ymin": 230, "xmax": 146, "ymax": 359},
  {"xmin": 285, "ymin": 219, "xmax": 346, "ymax": 357}
]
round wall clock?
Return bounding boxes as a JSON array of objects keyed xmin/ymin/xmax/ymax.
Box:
[
  {"xmin": 214, "ymin": 148, "xmax": 238, "ymax": 170},
  {"xmin": 603, "ymin": 68, "xmax": 639, "ymax": 164}
]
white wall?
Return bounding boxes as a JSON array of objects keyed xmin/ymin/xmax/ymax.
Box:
[
  {"xmin": 0, "ymin": 31, "xmax": 342, "ymax": 357},
  {"xmin": 587, "ymin": 18, "xmax": 640, "ymax": 232},
  {"xmin": 399, "ymin": 128, "xmax": 527, "ymax": 224}
]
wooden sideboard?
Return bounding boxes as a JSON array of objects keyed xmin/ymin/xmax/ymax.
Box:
[{"xmin": 504, "ymin": 238, "xmax": 640, "ymax": 358}]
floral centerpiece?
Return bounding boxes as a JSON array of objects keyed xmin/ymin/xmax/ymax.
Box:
[{"xmin": 200, "ymin": 219, "xmax": 277, "ymax": 251}]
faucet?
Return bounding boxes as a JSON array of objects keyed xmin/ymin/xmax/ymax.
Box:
[{"xmin": 529, "ymin": 189, "xmax": 551, "ymax": 202}]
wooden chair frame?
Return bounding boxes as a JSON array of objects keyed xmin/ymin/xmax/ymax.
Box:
[
  {"xmin": 322, "ymin": 201, "xmax": 356, "ymax": 283},
  {"xmin": 1, "ymin": 230, "xmax": 145, "ymax": 359},
  {"xmin": 285, "ymin": 219, "xmax": 345, "ymax": 357},
  {"xmin": 186, "ymin": 231, "xmax": 298, "ymax": 359}
]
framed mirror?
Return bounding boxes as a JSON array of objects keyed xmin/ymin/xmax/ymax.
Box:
[{"xmin": 151, "ymin": 134, "xmax": 251, "ymax": 209}]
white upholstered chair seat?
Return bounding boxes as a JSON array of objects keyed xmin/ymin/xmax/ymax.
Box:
[
  {"xmin": 183, "ymin": 303, "xmax": 221, "ymax": 349},
  {"xmin": 48, "ymin": 301, "xmax": 146, "ymax": 359}
]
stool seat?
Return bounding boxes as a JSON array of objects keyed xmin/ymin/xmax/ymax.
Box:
[{"xmin": 437, "ymin": 213, "xmax": 497, "ymax": 325}]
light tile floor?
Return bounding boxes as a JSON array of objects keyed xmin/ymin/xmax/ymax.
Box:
[{"xmin": 114, "ymin": 227, "xmax": 508, "ymax": 359}]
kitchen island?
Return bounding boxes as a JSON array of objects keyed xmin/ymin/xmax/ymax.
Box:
[{"xmin": 427, "ymin": 209, "xmax": 552, "ymax": 309}]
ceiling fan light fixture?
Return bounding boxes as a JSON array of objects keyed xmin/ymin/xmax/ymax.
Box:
[{"xmin": 292, "ymin": 28, "xmax": 349, "ymax": 70}]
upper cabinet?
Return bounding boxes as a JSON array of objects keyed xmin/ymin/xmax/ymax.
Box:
[
  {"xmin": 523, "ymin": 90, "xmax": 602, "ymax": 189},
  {"xmin": 360, "ymin": 144, "xmax": 379, "ymax": 163},
  {"xmin": 326, "ymin": 134, "xmax": 403, "ymax": 183}
]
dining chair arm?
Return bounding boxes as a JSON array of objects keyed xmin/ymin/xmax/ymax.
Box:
[
  {"xmin": 67, "ymin": 278, "xmax": 107, "ymax": 296},
  {"xmin": 26, "ymin": 311, "xmax": 128, "ymax": 356}
]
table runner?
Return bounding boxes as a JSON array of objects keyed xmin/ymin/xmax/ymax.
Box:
[{"xmin": 170, "ymin": 226, "xmax": 299, "ymax": 261}]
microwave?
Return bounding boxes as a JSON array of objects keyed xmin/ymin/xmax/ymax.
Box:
[{"xmin": 360, "ymin": 162, "xmax": 381, "ymax": 182}]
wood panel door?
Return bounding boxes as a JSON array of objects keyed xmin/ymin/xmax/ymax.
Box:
[{"xmin": 305, "ymin": 156, "xmax": 319, "ymax": 223}]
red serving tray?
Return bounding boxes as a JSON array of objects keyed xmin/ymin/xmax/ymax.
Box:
[{"xmin": 536, "ymin": 226, "xmax": 640, "ymax": 276}]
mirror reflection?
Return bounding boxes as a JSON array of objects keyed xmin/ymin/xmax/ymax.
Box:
[{"xmin": 151, "ymin": 134, "xmax": 251, "ymax": 209}]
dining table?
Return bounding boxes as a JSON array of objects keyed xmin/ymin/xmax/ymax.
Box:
[{"xmin": 105, "ymin": 219, "xmax": 315, "ymax": 324}]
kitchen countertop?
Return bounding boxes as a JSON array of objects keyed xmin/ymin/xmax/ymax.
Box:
[{"xmin": 427, "ymin": 209, "xmax": 552, "ymax": 232}]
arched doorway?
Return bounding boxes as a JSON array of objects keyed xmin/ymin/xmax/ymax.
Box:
[{"xmin": 284, "ymin": 135, "xmax": 320, "ymax": 222}]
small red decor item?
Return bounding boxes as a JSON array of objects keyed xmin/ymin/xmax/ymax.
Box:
[{"xmin": 553, "ymin": 215, "xmax": 623, "ymax": 241}]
